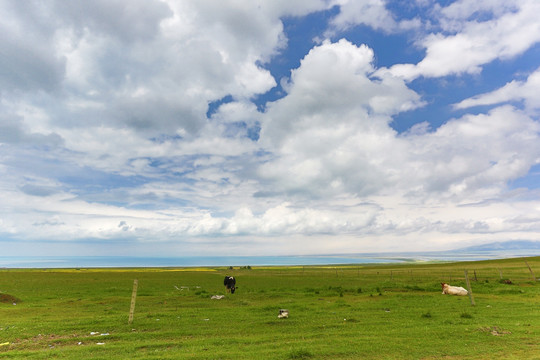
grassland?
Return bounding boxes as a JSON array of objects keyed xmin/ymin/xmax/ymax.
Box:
[{"xmin": 0, "ymin": 257, "xmax": 539, "ymax": 359}]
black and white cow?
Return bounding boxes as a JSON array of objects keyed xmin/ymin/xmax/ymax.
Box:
[{"xmin": 224, "ymin": 276, "xmax": 236, "ymax": 294}]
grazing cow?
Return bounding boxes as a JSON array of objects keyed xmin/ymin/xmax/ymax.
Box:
[
  {"xmin": 441, "ymin": 283, "xmax": 468, "ymax": 296},
  {"xmin": 224, "ymin": 276, "xmax": 236, "ymax": 294}
]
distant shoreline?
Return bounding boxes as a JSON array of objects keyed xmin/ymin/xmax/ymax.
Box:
[{"xmin": 1, "ymin": 251, "xmax": 539, "ymax": 269}]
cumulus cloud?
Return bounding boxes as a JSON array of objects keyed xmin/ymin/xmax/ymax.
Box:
[
  {"xmin": 0, "ymin": 0, "xmax": 332, "ymax": 140},
  {"xmin": 399, "ymin": 106, "xmax": 540, "ymax": 201},
  {"xmin": 386, "ymin": 0, "xmax": 540, "ymax": 80},
  {"xmin": 0, "ymin": 0, "xmax": 332, "ymax": 178},
  {"xmin": 1, "ymin": 0, "xmax": 540, "ymax": 255},
  {"xmin": 256, "ymin": 40, "xmax": 540, "ymax": 204},
  {"xmin": 259, "ymin": 39, "xmax": 423, "ymax": 197}
]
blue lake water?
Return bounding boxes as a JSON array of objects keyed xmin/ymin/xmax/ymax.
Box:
[
  {"xmin": 0, "ymin": 255, "xmax": 399, "ymax": 268},
  {"xmin": 0, "ymin": 251, "xmax": 535, "ymax": 268}
]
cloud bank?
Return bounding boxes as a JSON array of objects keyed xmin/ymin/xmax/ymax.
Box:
[{"xmin": 1, "ymin": 0, "xmax": 539, "ymax": 256}]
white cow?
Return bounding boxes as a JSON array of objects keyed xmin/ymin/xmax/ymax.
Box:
[
  {"xmin": 441, "ymin": 283, "xmax": 468, "ymax": 296},
  {"xmin": 278, "ymin": 309, "xmax": 289, "ymax": 318}
]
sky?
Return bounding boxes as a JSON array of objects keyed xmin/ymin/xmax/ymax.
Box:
[{"xmin": 1, "ymin": 0, "xmax": 540, "ymax": 257}]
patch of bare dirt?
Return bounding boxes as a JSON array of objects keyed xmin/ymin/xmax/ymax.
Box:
[
  {"xmin": 478, "ymin": 326, "xmax": 512, "ymax": 336},
  {"xmin": 0, "ymin": 293, "xmax": 20, "ymax": 304}
]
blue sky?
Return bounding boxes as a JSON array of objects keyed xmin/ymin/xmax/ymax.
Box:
[{"xmin": 1, "ymin": 0, "xmax": 540, "ymax": 256}]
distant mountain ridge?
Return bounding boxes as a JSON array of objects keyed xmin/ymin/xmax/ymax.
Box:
[{"xmin": 454, "ymin": 240, "xmax": 540, "ymax": 252}]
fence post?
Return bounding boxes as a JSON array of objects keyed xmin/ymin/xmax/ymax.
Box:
[
  {"xmin": 524, "ymin": 260, "xmax": 537, "ymax": 281},
  {"xmin": 464, "ymin": 270, "xmax": 475, "ymax": 306},
  {"xmin": 498, "ymin": 268, "xmax": 503, "ymax": 280},
  {"xmin": 128, "ymin": 279, "xmax": 138, "ymax": 324}
]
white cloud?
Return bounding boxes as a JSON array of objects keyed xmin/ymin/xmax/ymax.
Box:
[
  {"xmin": 328, "ymin": 0, "xmax": 397, "ymax": 32},
  {"xmin": 0, "ymin": 0, "xmax": 333, "ymax": 195},
  {"xmin": 454, "ymin": 66, "xmax": 540, "ymax": 114},
  {"xmin": 0, "ymin": 0, "xmax": 332, "ymax": 141},
  {"xmin": 326, "ymin": 0, "xmax": 421, "ymax": 35},
  {"xmin": 53, "ymin": 0, "xmax": 172, "ymax": 42},
  {"xmin": 257, "ymin": 39, "xmax": 540, "ymax": 205},
  {"xmin": 1, "ymin": 1, "xmax": 540, "ymax": 256},
  {"xmin": 439, "ymin": 0, "xmax": 519, "ymax": 25},
  {"xmin": 387, "ymin": 0, "xmax": 540, "ymax": 80},
  {"xmin": 399, "ymin": 106, "xmax": 540, "ymax": 202},
  {"xmin": 259, "ymin": 39, "xmax": 423, "ymax": 197}
]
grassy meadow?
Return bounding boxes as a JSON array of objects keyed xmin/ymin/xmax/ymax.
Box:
[{"xmin": 0, "ymin": 257, "xmax": 539, "ymax": 359}]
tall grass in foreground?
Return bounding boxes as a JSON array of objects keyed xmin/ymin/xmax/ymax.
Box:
[{"xmin": 0, "ymin": 257, "xmax": 539, "ymax": 359}]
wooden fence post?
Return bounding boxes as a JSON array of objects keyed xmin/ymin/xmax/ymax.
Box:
[
  {"xmin": 524, "ymin": 260, "xmax": 537, "ymax": 281},
  {"xmin": 464, "ymin": 270, "xmax": 475, "ymax": 306},
  {"xmin": 128, "ymin": 279, "xmax": 138, "ymax": 324},
  {"xmin": 498, "ymin": 268, "xmax": 503, "ymax": 280}
]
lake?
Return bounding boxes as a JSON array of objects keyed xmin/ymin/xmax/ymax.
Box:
[{"xmin": 1, "ymin": 250, "xmax": 536, "ymax": 268}]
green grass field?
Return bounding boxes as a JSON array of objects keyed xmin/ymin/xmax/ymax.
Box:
[{"xmin": 1, "ymin": 257, "xmax": 539, "ymax": 359}]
